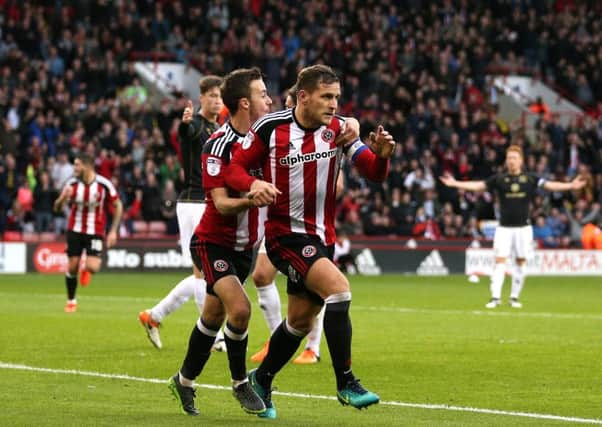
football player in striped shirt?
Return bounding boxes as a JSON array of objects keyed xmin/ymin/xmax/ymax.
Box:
[{"xmin": 53, "ymin": 152, "xmax": 123, "ymax": 312}]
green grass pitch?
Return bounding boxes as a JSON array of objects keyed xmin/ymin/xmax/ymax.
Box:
[{"xmin": 1, "ymin": 273, "xmax": 601, "ymax": 426}]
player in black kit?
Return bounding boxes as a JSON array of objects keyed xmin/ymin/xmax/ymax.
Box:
[
  {"xmin": 138, "ymin": 76, "xmax": 225, "ymax": 349},
  {"xmin": 440, "ymin": 145, "xmax": 585, "ymax": 308}
]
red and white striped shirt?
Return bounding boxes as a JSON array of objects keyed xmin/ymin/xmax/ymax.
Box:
[
  {"xmin": 64, "ymin": 174, "xmax": 119, "ymax": 236},
  {"xmin": 227, "ymin": 109, "xmax": 391, "ymax": 246},
  {"xmin": 195, "ymin": 122, "xmax": 264, "ymax": 251}
]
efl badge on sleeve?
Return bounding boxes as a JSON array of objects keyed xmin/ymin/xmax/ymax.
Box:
[{"xmin": 206, "ymin": 157, "xmax": 222, "ymax": 176}]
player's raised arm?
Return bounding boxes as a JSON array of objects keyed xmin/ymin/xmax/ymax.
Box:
[
  {"xmin": 542, "ymin": 174, "xmax": 587, "ymax": 192},
  {"xmin": 439, "ymin": 173, "xmax": 487, "ymax": 192},
  {"xmin": 343, "ymin": 125, "xmax": 395, "ymax": 182}
]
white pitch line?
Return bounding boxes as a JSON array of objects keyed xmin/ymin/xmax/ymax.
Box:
[
  {"xmin": 1, "ymin": 292, "xmax": 600, "ymax": 321},
  {"xmin": 352, "ymin": 305, "xmax": 602, "ymax": 321},
  {"xmin": 1, "ymin": 362, "xmax": 600, "ymax": 425}
]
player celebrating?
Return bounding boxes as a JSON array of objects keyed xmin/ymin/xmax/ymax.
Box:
[
  {"xmin": 168, "ymin": 68, "xmax": 271, "ymax": 416},
  {"xmin": 440, "ymin": 145, "xmax": 586, "ymax": 308},
  {"xmin": 250, "ymin": 85, "xmax": 348, "ymax": 365},
  {"xmin": 226, "ymin": 65, "xmax": 395, "ymax": 418},
  {"xmin": 53, "ymin": 152, "xmax": 123, "ymax": 312},
  {"xmin": 138, "ymin": 76, "xmax": 223, "ymax": 349}
]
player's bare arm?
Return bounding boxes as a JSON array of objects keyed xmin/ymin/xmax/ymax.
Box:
[
  {"xmin": 53, "ymin": 185, "xmax": 73, "ymax": 212},
  {"xmin": 211, "ymin": 187, "xmax": 255, "ymax": 215},
  {"xmin": 106, "ymin": 199, "xmax": 123, "ymax": 248},
  {"xmin": 439, "ymin": 174, "xmax": 487, "ymax": 192},
  {"xmin": 542, "ymin": 174, "xmax": 587, "ymax": 192}
]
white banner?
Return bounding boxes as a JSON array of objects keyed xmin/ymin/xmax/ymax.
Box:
[
  {"xmin": 0, "ymin": 243, "xmax": 26, "ymax": 274},
  {"xmin": 466, "ymin": 249, "xmax": 602, "ymax": 276}
]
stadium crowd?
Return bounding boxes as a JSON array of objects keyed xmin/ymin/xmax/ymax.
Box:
[{"xmin": 0, "ymin": 0, "xmax": 601, "ymax": 248}]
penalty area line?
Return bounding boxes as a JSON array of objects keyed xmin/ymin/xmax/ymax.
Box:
[{"xmin": 1, "ymin": 361, "xmax": 600, "ymax": 424}]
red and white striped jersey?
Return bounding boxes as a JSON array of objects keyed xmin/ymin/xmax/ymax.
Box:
[
  {"xmin": 229, "ymin": 108, "xmax": 345, "ymax": 246},
  {"xmin": 195, "ymin": 122, "xmax": 264, "ymax": 251},
  {"xmin": 64, "ymin": 174, "xmax": 119, "ymax": 236}
]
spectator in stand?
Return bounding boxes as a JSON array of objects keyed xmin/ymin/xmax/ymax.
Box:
[
  {"xmin": 160, "ymin": 179, "xmax": 178, "ymax": 235},
  {"xmin": 33, "ymin": 171, "xmax": 57, "ymax": 232},
  {"xmin": 141, "ymin": 172, "xmax": 162, "ymax": 221},
  {"xmin": 533, "ymin": 214, "xmax": 558, "ymax": 248}
]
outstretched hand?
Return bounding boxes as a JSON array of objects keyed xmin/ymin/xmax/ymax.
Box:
[
  {"xmin": 571, "ymin": 174, "xmax": 587, "ymax": 190},
  {"xmin": 368, "ymin": 125, "xmax": 395, "ymax": 158}
]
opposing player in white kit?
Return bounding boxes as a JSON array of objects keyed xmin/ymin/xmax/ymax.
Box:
[
  {"xmin": 440, "ymin": 145, "xmax": 586, "ymax": 308},
  {"xmin": 138, "ymin": 76, "xmax": 225, "ymax": 349}
]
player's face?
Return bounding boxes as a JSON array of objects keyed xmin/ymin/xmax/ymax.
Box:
[
  {"xmin": 248, "ymin": 79, "xmax": 272, "ymax": 122},
  {"xmin": 200, "ymin": 86, "xmax": 223, "ymax": 116},
  {"xmin": 303, "ymin": 82, "xmax": 340, "ymax": 127},
  {"xmin": 505, "ymin": 151, "xmax": 523, "ymax": 174},
  {"xmin": 285, "ymin": 94, "xmax": 295, "ymax": 108},
  {"xmin": 73, "ymin": 158, "xmax": 84, "ymax": 178}
]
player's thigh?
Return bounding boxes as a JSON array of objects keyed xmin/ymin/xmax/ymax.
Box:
[
  {"xmin": 286, "ymin": 293, "xmax": 322, "ymax": 333},
  {"xmin": 85, "ymin": 256, "xmax": 102, "ymax": 273},
  {"xmin": 83, "ymin": 234, "xmax": 104, "ymax": 272},
  {"xmin": 493, "ymin": 226, "xmax": 512, "ymax": 259},
  {"xmin": 514, "ymin": 226, "xmax": 533, "ymax": 260},
  {"xmin": 305, "ymin": 257, "xmax": 350, "ymax": 299},
  {"xmin": 253, "ymin": 252, "xmax": 278, "ymax": 287}
]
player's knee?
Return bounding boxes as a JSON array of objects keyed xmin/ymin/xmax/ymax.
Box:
[
  {"xmin": 227, "ymin": 301, "xmax": 251, "ymax": 328},
  {"xmin": 324, "ymin": 292, "xmax": 352, "ymax": 312},
  {"xmin": 252, "ymin": 268, "xmax": 274, "ymax": 287},
  {"xmin": 286, "ymin": 316, "xmax": 312, "ymax": 335}
]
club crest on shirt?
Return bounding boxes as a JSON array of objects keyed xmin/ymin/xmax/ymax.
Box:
[
  {"xmin": 214, "ymin": 259, "xmax": 229, "ymax": 272},
  {"xmin": 206, "ymin": 157, "xmax": 221, "ymax": 176},
  {"xmin": 511, "ymin": 183, "xmax": 520, "ymax": 192},
  {"xmin": 242, "ymin": 132, "xmax": 254, "ymax": 150},
  {"xmin": 321, "ymin": 129, "xmax": 335, "ymax": 143},
  {"xmin": 302, "ymin": 245, "xmax": 317, "ymax": 258}
]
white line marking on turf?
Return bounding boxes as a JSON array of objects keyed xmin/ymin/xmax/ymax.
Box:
[
  {"xmin": 353, "ymin": 305, "xmax": 602, "ymax": 321},
  {"xmin": 1, "ymin": 292, "xmax": 601, "ymax": 321},
  {"xmin": 1, "ymin": 362, "xmax": 600, "ymax": 425}
]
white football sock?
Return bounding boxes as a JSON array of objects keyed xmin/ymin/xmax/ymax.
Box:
[
  {"xmin": 193, "ymin": 278, "xmax": 207, "ymax": 315},
  {"xmin": 306, "ymin": 306, "xmax": 324, "ymax": 355},
  {"xmin": 489, "ymin": 262, "xmax": 506, "ymax": 300},
  {"xmin": 150, "ymin": 274, "xmax": 197, "ymax": 322},
  {"xmin": 511, "ymin": 264, "xmax": 526, "ymax": 299},
  {"xmin": 179, "ymin": 372, "xmax": 194, "ymax": 387},
  {"xmin": 257, "ymin": 282, "xmax": 282, "ymax": 334}
]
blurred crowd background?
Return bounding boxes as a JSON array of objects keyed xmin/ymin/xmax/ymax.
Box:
[{"xmin": 1, "ymin": 0, "xmax": 601, "ymax": 248}]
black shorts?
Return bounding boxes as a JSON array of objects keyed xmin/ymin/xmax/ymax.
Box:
[
  {"xmin": 189, "ymin": 235, "xmax": 252, "ymax": 296},
  {"xmin": 66, "ymin": 231, "xmax": 104, "ymax": 257},
  {"xmin": 266, "ymin": 233, "xmax": 334, "ymax": 305}
]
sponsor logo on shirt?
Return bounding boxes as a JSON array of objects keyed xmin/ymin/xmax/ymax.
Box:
[{"xmin": 279, "ymin": 148, "xmax": 338, "ymax": 166}]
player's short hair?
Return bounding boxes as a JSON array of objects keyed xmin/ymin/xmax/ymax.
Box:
[
  {"xmin": 287, "ymin": 84, "xmax": 298, "ymax": 102},
  {"xmin": 506, "ymin": 145, "xmax": 524, "ymax": 158},
  {"xmin": 199, "ymin": 75, "xmax": 223, "ymax": 94},
  {"xmin": 295, "ymin": 65, "xmax": 339, "ymax": 93},
  {"xmin": 221, "ymin": 67, "xmax": 263, "ymax": 115},
  {"xmin": 75, "ymin": 152, "xmax": 94, "ymax": 167}
]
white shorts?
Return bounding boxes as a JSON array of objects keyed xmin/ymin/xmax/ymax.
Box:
[
  {"xmin": 177, "ymin": 202, "xmax": 206, "ymax": 263},
  {"xmin": 493, "ymin": 225, "xmax": 533, "ymax": 260}
]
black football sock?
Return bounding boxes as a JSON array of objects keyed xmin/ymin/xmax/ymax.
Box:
[
  {"xmin": 256, "ymin": 321, "xmax": 304, "ymax": 389},
  {"xmin": 223, "ymin": 322, "xmax": 249, "ymax": 382},
  {"xmin": 65, "ymin": 273, "xmax": 77, "ymax": 300},
  {"xmin": 323, "ymin": 300, "xmax": 354, "ymax": 390},
  {"xmin": 180, "ymin": 319, "xmax": 218, "ymax": 381}
]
